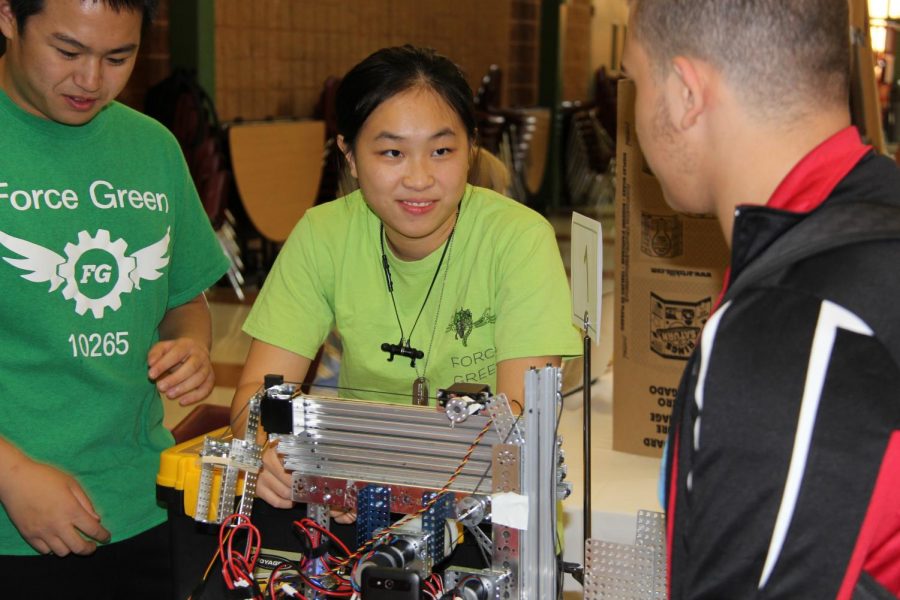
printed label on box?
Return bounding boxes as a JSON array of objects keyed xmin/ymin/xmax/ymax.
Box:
[{"xmin": 649, "ymin": 293, "xmax": 712, "ymax": 360}]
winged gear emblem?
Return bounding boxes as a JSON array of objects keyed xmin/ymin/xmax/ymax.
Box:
[{"xmin": 0, "ymin": 228, "xmax": 170, "ymax": 318}]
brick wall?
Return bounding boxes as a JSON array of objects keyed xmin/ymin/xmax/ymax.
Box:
[
  {"xmin": 562, "ymin": 0, "xmax": 593, "ymax": 102},
  {"xmin": 508, "ymin": 0, "xmax": 540, "ymax": 106},
  {"xmin": 213, "ymin": 0, "xmax": 534, "ymax": 121},
  {"xmin": 119, "ymin": 0, "xmax": 172, "ymax": 111},
  {"xmin": 2, "ymin": 0, "xmax": 557, "ymax": 116},
  {"xmin": 591, "ymin": 0, "xmax": 628, "ymax": 74}
]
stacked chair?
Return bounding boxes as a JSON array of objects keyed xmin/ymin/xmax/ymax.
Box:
[
  {"xmin": 474, "ymin": 65, "xmax": 549, "ymax": 204},
  {"xmin": 561, "ymin": 102, "xmax": 616, "ymax": 210},
  {"xmin": 472, "ymin": 64, "xmax": 621, "ymax": 211},
  {"xmin": 558, "ymin": 66, "xmax": 623, "ymax": 211},
  {"xmin": 145, "ymin": 69, "xmax": 246, "ymax": 300}
]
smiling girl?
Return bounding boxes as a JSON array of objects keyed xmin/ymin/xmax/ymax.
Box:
[{"xmin": 231, "ymin": 45, "xmax": 581, "ymax": 510}]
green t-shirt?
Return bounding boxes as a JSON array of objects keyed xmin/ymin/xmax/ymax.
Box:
[
  {"xmin": 244, "ymin": 184, "xmax": 581, "ymax": 403},
  {"xmin": 0, "ymin": 90, "xmax": 230, "ymax": 554}
]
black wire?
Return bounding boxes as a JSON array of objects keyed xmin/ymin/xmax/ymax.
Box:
[
  {"xmin": 380, "ymin": 221, "xmax": 455, "ymax": 349},
  {"xmin": 226, "ymin": 398, "xmax": 248, "ymax": 437},
  {"xmin": 303, "ymin": 382, "xmax": 437, "ymax": 401},
  {"xmin": 555, "ymin": 391, "xmax": 564, "ymax": 439},
  {"xmin": 561, "ymin": 377, "xmax": 599, "ymax": 398}
]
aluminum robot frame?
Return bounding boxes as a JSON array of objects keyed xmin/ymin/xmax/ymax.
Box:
[{"xmin": 194, "ymin": 365, "xmax": 569, "ymax": 600}]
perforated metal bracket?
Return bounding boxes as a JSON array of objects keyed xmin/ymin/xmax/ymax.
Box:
[
  {"xmin": 357, "ymin": 485, "xmax": 391, "ymax": 548},
  {"xmin": 491, "ymin": 444, "xmax": 521, "ymax": 494},
  {"xmin": 307, "ymin": 503, "xmax": 329, "ymax": 530},
  {"xmin": 583, "ymin": 511, "xmax": 667, "ymax": 599},
  {"xmin": 195, "ymin": 437, "xmax": 230, "ymax": 524},
  {"xmin": 485, "ymin": 393, "xmax": 524, "ymax": 445},
  {"xmin": 491, "ymin": 443, "xmax": 521, "ymax": 599},
  {"xmin": 194, "ymin": 395, "xmax": 264, "ymax": 525},
  {"xmin": 464, "ymin": 522, "xmax": 494, "ymax": 560}
]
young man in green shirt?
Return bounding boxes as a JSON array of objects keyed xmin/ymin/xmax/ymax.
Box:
[{"xmin": 0, "ymin": 1, "xmax": 229, "ymax": 596}]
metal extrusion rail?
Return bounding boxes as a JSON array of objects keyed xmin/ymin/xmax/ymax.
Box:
[
  {"xmin": 193, "ymin": 366, "xmax": 569, "ymax": 599},
  {"xmin": 266, "ymin": 366, "xmax": 567, "ymax": 599}
]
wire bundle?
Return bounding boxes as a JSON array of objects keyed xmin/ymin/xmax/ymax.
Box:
[
  {"xmin": 422, "ymin": 572, "xmax": 445, "ymax": 599},
  {"xmin": 266, "ymin": 518, "xmax": 355, "ymax": 599},
  {"xmin": 220, "ymin": 514, "xmax": 264, "ymax": 599}
]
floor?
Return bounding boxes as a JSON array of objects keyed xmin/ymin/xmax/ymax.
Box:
[{"xmin": 162, "ymin": 208, "xmax": 663, "ymax": 595}]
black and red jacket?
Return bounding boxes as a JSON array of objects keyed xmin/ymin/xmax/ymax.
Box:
[{"xmin": 665, "ymin": 139, "xmax": 900, "ymax": 599}]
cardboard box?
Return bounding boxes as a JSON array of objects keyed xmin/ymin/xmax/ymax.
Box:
[{"xmin": 613, "ymin": 79, "xmax": 728, "ymax": 457}]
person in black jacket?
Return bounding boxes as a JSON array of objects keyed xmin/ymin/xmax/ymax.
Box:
[{"xmin": 622, "ymin": 1, "xmax": 900, "ymax": 598}]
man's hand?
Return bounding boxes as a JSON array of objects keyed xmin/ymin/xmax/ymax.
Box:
[
  {"xmin": 147, "ymin": 337, "xmax": 214, "ymax": 406},
  {"xmin": 0, "ymin": 458, "xmax": 110, "ymax": 556},
  {"xmin": 152, "ymin": 293, "xmax": 214, "ymax": 406}
]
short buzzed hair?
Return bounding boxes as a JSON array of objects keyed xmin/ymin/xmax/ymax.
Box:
[
  {"xmin": 629, "ymin": 0, "xmax": 850, "ymax": 118},
  {"xmin": 9, "ymin": 0, "xmax": 159, "ymax": 33}
]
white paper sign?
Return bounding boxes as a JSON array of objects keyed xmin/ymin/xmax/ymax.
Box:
[{"xmin": 571, "ymin": 212, "xmax": 603, "ymax": 344}]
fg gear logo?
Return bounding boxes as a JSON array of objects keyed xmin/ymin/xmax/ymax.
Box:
[{"xmin": 0, "ymin": 228, "xmax": 170, "ymax": 318}]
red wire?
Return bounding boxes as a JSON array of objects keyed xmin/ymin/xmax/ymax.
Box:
[
  {"xmin": 268, "ymin": 562, "xmax": 299, "ymax": 600},
  {"xmin": 296, "ymin": 570, "xmax": 353, "ymax": 596},
  {"xmin": 431, "ymin": 572, "xmax": 444, "ymax": 593},
  {"xmin": 295, "ymin": 518, "xmax": 353, "ymax": 557},
  {"xmin": 218, "ymin": 514, "xmax": 263, "ymax": 597},
  {"xmin": 292, "ymin": 519, "xmax": 355, "ymax": 584},
  {"xmin": 350, "ymin": 549, "xmax": 376, "ymax": 588},
  {"xmin": 285, "ymin": 519, "xmax": 355, "ymax": 597}
]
